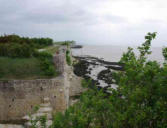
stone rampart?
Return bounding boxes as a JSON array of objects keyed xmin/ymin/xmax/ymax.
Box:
[{"xmin": 0, "ymin": 47, "xmax": 68, "ymax": 123}]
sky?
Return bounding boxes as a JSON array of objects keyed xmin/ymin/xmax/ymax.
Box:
[{"xmin": 0, "ymin": 0, "xmax": 167, "ymax": 46}]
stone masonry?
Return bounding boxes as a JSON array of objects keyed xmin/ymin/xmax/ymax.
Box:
[{"xmin": 0, "ymin": 47, "xmax": 68, "ymax": 124}]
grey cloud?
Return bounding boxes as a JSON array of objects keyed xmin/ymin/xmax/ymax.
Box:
[
  {"xmin": 103, "ymin": 14, "xmax": 127, "ymax": 23},
  {"xmin": 22, "ymin": 8, "xmax": 95, "ymax": 24},
  {"xmin": 0, "ymin": 0, "xmax": 167, "ymax": 46},
  {"xmin": 0, "ymin": 0, "xmax": 98, "ymax": 25}
]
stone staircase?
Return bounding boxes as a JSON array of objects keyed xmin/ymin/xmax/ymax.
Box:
[{"xmin": 23, "ymin": 97, "xmax": 53, "ymax": 128}]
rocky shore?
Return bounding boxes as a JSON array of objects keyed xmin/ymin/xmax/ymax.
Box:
[{"xmin": 73, "ymin": 55, "xmax": 124, "ymax": 91}]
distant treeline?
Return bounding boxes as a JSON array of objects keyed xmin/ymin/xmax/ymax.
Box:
[
  {"xmin": 0, "ymin": 34, "xmax": 53, "ymax": 58},
  {"xmin": 54, "ymin": 40, "xmax": 76, "ymax": 46}
]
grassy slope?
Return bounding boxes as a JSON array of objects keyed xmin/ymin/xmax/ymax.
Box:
[
  {"xmin": 0, "ymin": 57, "xmax": 55, "ymax": 80},
  {"xmin": 44, "ymin": 46, "xmax": 59, "ymax": 55}
]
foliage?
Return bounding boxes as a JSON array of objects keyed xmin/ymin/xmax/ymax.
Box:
[
  {"xmin": 0, "ymin": 34, "xmax": 57, "ymax": 78},
  {"xmin": 35, "ymin": 52, "xmax": 57, "ymax": 76},
  {"xmin": 66, "ymin": 50, "xmax": 72, "ymax": 65},
  {"xmin": 49, "ymin": 81, "xmax": 112, "ymax": 128},
  {"xmin": 0, "ymin": 43, "xmax": 35, "ymax": 58},
  {"xmin": 34, "ymin": 51, "xmax": 53, "ymax": 60},
  {"xmin": 30, "ymin": 37, "xmax": 53, "ymax": 48},
  {"xmin": 26, "ymin": 32, "xmax": 167, "ymax": 128},
  {"xmin": 0, "ymin": 34, "xmax": 53, "ymax": 58},
  {"xmin": 50, "ymin": 32, "xmax": 167, "ymax": 128},
  {"xmin": 162, "ymin": 47, "xmax": 167, "ymax": 60},
  {"xmin": 0, "ymin": 52, "xmax": 57, "ymax": 79},
  {"xmin": 39, "ymin": 58, "xmax": 56, "ymax": 76},
  {"xmin": 44, "ymin": 46, "xmax": 59, "ymax": 55},
  {"xmin": 110, "ymin": 32, "xmax": 167, "ymax": 128},
  {"xmin": 0, "ymin": 34, "xmax": 53, "ymax": 48},
  {"xmin": 28, "ymin": 105, "xmax": 47, "ymax": 128},
  {"xmin": 0, "ymin": 57, "xmax": 46, "ymax": 80}
]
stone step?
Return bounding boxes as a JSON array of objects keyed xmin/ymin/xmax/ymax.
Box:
[
  {"xmin": 23, "ymin": 112, "xmax": 52, "ymax": 121},
  {"xmin": 25, "ymin": 120, "xmax": 52, "ymax": 128},
  {"xmin": 0, "ymin": 124, "xmax": 24, "ymax": 128},
  {"xmin": 38, "ymin": 107, "xmax": 52, "ymax": 113},
  {"xmin": 40, "ymin": 103, "xmax": 51, "ymax": 107},
  {"xmin": 43, "ymin": 97, "xmax": 50, "ymax": 103},
  {"xmin": 23, "ymin": 97, "xmax": 53, "ymax": 127},
  {"xmin": 33, "ymin": 113, "xmax": 52, "ymax": 120}
]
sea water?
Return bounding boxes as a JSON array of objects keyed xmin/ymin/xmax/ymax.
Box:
[{"xmin": 72, "ymin": 45, "xmax": 165, "ymax": 64}]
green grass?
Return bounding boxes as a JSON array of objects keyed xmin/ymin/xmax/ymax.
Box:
[
  {"xmin": 0, "ymin": 57, "xmax": 57, "ymax": 80},
  {"xmin": 44, "ymin": 46, "xmax": 59, "ymax": 55}
]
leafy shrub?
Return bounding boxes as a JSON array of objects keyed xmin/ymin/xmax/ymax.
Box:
[
  {"xmin": 66, "ymin": 50, "xmax": 71, "ymax": 65},
  {"xmin": 0, "ymin": 34, "xmax": 53, "ymax": 48},
  {"xmin": 30, "ymin": 37, "xmax": 53, "ymax": 48},
  {"xmin": 0, "ymin": 43, "xmax": 35, "ymax": 58},
  {"xmin": 35, "ymin": 51, "xmax": 56, "ymax": 76},
  {"xmin": 0, "ymin": 34, "xmax": 21, "ymax": 44},
  {"xmin": 0, "ymin": 34, "xmax": 53, "ymax": 58},
  {"xmin": 50, "ymin": 32, "xmax": 167, "ymax": 128},
  {"xmin": 162, "ymin": 47, "xmax": 167, "ymax": 60},
  {"xmin": 39, "ymin": 58, "xmax": 56, "ymax": 76},
  {"xmin": 25, "ymin": 32, "xmax": 167, "ymax": 128},
  {"xmin": 0, "ymin": 34, "xmax": 57, "ymax": 78}
]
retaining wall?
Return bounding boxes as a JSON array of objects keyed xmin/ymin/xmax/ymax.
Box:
[{"xmin": 0, "ymin": 47, "xmax": 68, "ymax": 123}]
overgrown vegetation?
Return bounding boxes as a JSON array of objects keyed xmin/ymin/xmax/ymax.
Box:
[
  {"xmin": 0, "ymin": 34, "xmax": 57, "ymax": 79},
  {"xmin": 66, "ymin": 50, "xmax": 72, "ymax": 65},
  {"xmin": 32, "ymin": 32, "xmax": 167, "ymax": 128},
  {"xmin": 44, "ymin": 46, "xmax": 59, "ymax": 55},
  {"xmin": 35, "ymin": 52, "xmax": 57, "ymax": 76},
  {"xmin": 0, "ymin": 34, "xmax": 53, "ymax": 58},
  {"xmin": 0, "ymin": 57, "xmax": 43, "ymax": 80}
]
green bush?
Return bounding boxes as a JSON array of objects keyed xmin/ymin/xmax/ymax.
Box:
[
  {"xmin": 39, "ymin": 58, "xmax": 56, "ymax": 76},
  {"xmin": 50, "ymin": 32, "xmax": 167, "ymax": 128},
  {"xmin": 35, "ymin": 51, "xmax": 56, "ymax": 76},
  {"xmin": 30, "ymin": 37, "xmax": 53, "ymax": 48},
  {"xmin": 0, "ymin": 34, "xmax": 53, "ymax": 48},
  {"xmin": 0, "ymin": 43, "xmax": 35, "ymax": 58},
  {"xmin": 0, "ymin": 51, "xmax": 57, "ymax": 79},
  {"xmin": 27, "ymin": 32, "xmax": 167, "ymax": 128},
  {"xmin": 0, "ymin": 34, "xmax": 58, "ymax": 78},
  {"xmin": 66, "ymin": 50, "xmax": 71, "ymax": 65},
  {"xmin": 0, "ymin": 34, "xmax": 53, "ymax": 58}
]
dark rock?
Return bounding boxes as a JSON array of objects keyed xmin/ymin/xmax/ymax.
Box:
[
  {"xmin": 97, "ymin": 69, "xmax": 113, "ymax": 84},
  {"xmin": 73, "ymin": 55, "xmax": 123, "ymax": 92},
  {"xmin": 106, "ymin": 65, "xmax": 124, "ymax": 71},
  {"xmin": 73, "ymin": 60, "xmax": 89, "ymax": 77}
]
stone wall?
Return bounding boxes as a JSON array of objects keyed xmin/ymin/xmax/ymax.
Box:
[
  {"xmin": 0, "ymin": 47, "xmax": 68, "ymax": 123},
  {"xmin": 0, "ymin": 78, "xmax": 67, "ymax": 123},
  {"xmin": 0, "ymin": 46, "xmax": 83, "ymax": 124}
]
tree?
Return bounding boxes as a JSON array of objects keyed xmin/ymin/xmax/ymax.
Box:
[{"xmin": 31, "ymin": 32, "xmax": 167, "ymax": 128}]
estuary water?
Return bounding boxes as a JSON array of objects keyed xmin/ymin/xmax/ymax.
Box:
[
  {"xmin": 72, "ymin": 45, "xmax": 165, "ymax": 64},
  {"xmin": 72, "ymin": 45, "xmax": 165, "ymax": 88}
]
